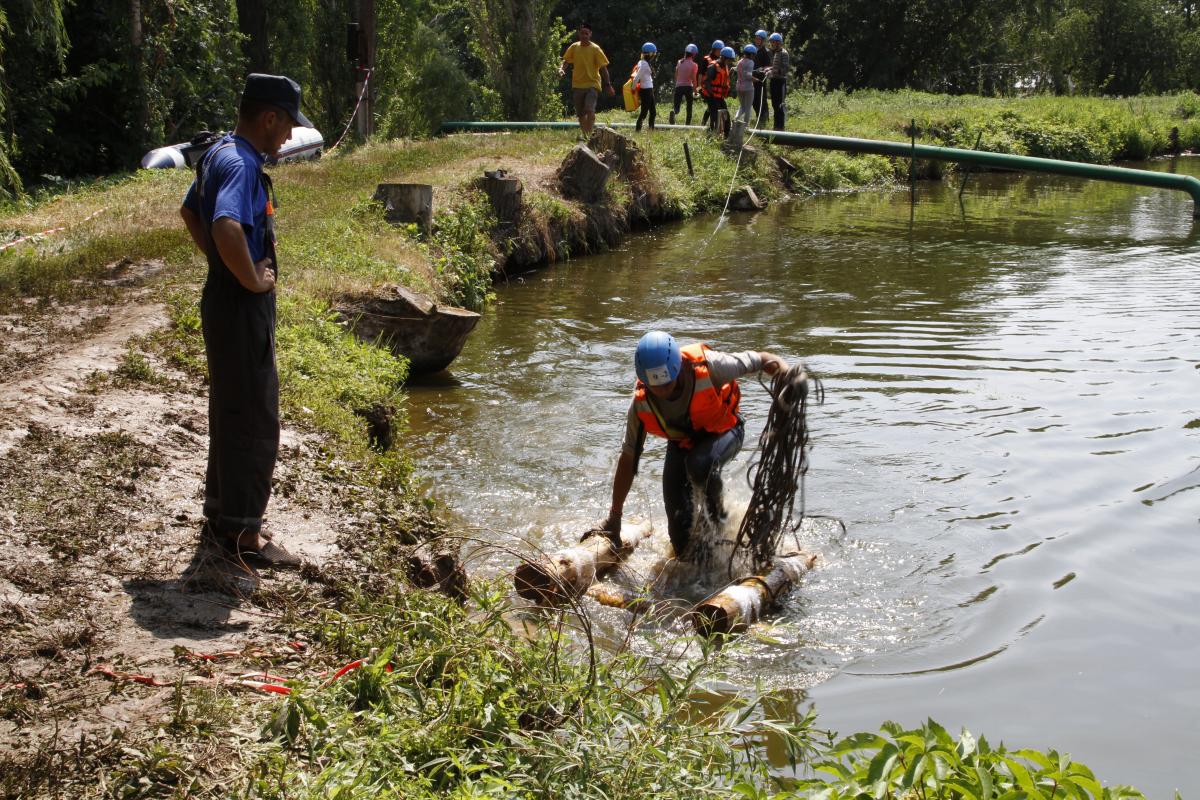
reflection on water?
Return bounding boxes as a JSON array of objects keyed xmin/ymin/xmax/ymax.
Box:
[{"xmin": 401, "ymin": 159, "xmax": 1200, "ymax": 796}]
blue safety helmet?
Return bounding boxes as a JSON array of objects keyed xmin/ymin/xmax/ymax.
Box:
[
  {"xmin": 635, "ymin": 331, "xmax": 682, "ymax": 387},
  {"xmin": 685, "ymin": 43, "xmax": 699, "ymax": 54},
  {"xmin": 743, "ymin": 44, "xmax": 757, "ymax": 55},
  {"xmin": 769, "ymin": 32, "xmax": 783, "ymax": 43},
  {"xmin": 720, "ymin": 46, "xmax": 735, "ymax": 59},
  {"xmin": 755, "ymin": 29, "xmax": 769, "ymax": 40},
  {"xmin": 711, "ymin": 40, "xmax": 725, "ymax": 51},
  {"xmin": 642, "ymin": 42, "xmax": 657, "ymax": 54}
]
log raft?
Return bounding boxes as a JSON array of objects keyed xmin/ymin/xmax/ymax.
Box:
[
  {"xmin": 691, "ymin": 552, "xmax": 817, "ymax": 637},
  {"xmin": 514, "ymin": 521, "xmax": 653, "ymax": 606}
]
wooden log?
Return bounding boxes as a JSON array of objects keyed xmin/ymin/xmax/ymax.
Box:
[
  {"xmin": 406, "ymin": 542, "xmax": 468, "ymax": 601},
  {"xmin": 374, "ymin": 183, "xmax": 433, "ymax": 233},
  {"xmin": 514, "ymin": 521, "xmax": 653, "ymax": 606},
  {"xmin": 691, "ymin": 552, "xmax": 817, "ymax": 637},
  {"xmin": 729, "ymin": 185, "xmax": 766, "ymax": 211}
]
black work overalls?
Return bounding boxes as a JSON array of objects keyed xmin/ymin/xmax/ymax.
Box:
[{"xmin": 196, "ymin": 140, "xmax": 280, "ymax": 534}]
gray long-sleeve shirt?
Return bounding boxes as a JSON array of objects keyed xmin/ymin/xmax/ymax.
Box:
[
  {"xmin": 621, "ymin": 348, "xmax": 765, "ymax": 459},
  {"xmin": 770, "ymin": 48, "xmax": 790, "ymax": 79}
]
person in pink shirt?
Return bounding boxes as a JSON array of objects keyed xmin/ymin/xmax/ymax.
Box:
[
  {"xmin": 669, "ymin": 44, "xmax": 699, "ymax": 125},
  {"xmin": 735, "ymin": 44, "xmax": 758, "ymax": 124}
]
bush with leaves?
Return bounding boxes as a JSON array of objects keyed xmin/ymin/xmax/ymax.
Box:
[{"xmin": 791, "ymin": 718, "xmax": 1146, "ymax": 800}]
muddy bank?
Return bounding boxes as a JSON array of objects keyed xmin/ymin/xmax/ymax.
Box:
[
  {"xmin": 480, "ymin": 127, "xmax": 784, "ymax": 276},
  {"xmin": 0, "ymin": 271, "xmax": 439, "ymax": 796}
]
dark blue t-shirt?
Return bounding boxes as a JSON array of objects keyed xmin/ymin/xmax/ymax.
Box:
[{"xmin": 182, "ymin": 134, "xmax": 271, "ymax": 263}]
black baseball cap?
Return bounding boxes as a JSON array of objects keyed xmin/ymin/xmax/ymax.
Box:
[{"xmin": 242, "ymin": 73, "xmax": 314, "ymax": 128}]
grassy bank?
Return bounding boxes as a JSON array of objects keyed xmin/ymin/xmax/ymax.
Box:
[
  {"xmin": 599, "ymin": 89, "xmax": 1200, "ymax": 188},
  {"xmin": 0, "ymin": 111, "xmax": 1157, "ymax": 797}
]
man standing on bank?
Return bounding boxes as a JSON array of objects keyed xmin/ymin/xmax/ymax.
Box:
[
  {"xmin": 600, "ymin": 332, "xmax": 788, "ymax": 559},
  {"xmin": 751, "ymin": 29, "xmax": 772, "ymax": 127},
  {"xmin": 179, "ymin": 74, "xmax": 312, "ymax": 568},
  {"xmin": 559, "ymin": 22, "xmax": 616, "ymax": 139},
  {"xmin": 767, "ymin": 32, "xmax": 790, "ymax": 131}
]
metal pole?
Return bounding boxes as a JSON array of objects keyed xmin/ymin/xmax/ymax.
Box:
[
  {"xmin": 958, "ymin": 131, "xmax": 984, "ymax": 200},
  {"xmin": 683, "ymin": 141, "xmax": 694, "ymax": 178},
  {"xmin": 909, "ymin": 118, "xmax": 916, "ymax": 205}
]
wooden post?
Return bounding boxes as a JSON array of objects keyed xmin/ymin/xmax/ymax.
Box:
[
  {"xmin": 683, "ymin": 141, "xmax": 694, "ymax": 178},
  {"xmin": 691, "ymin": 552, "xmax": 817, "ymax": 637},
  {"xmin": 356, "ymin": 0, "xmax": 376, "ymax": 139},
  {"xmin": 373, "ymin": 183, "xmax": 432, "ymax": 233},
  {"xmin": 514, "ymin": 521, "xmax": 653, "ymax": 606},
  {"xmin": 481, "ymin": 169, "xmax": 524, "ymax": 229}
]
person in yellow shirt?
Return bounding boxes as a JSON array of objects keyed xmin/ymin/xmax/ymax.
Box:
[{"xmin": 558, "ymin": 22, "xmax": 615, "ymax": 138}]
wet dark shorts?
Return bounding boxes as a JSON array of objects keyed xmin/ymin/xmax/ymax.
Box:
[{"xmin": 572, "ymin": 87, "xmax": 598, "ymax": 116}]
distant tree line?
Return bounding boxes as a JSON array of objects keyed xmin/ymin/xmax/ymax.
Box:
[{"xmin": 2, "ymin": 0, "xmax": 1199, "ymax": 197}]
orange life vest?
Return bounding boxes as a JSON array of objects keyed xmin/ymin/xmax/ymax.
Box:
[
  {"xmin": 702, "ymin": 62, "xmax": 730, "ymax": 99},
  {"xmin": 633, "ymin": 343, "xmax": 741, "ymax": 448}
]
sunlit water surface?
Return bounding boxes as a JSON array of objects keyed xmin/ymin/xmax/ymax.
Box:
[{"xmin": 401, "ymin": 159, "xmax": 1200, "ymax": 796}]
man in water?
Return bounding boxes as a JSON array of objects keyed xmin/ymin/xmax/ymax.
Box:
[
  {"xmin": 600, "ymin": 331, "xmax": 787, "ymax": 559},
  {"xmin": 558, "ymin": 22, "xmax": 615, "ymax": 138}
]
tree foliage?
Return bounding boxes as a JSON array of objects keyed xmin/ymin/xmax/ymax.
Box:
[
  {"xmin": 468, "ymin": 0, "xmax": 567, "ymax": 121},
  {"xmin": 3, "ymin": 0, "xmax": 1200, "ymax": 193}
]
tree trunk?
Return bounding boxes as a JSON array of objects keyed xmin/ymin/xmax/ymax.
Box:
[{"xmin": 236, "ymin": 0, "xmax": 270, "ymax": 74}]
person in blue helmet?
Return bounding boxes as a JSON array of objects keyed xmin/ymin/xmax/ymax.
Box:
[
  {"xmin": 700, "ymin": 39, "xmax": 725, "ymax": 128},
  {"xmin": 701, "ymin": 46, "xmax": 736, "ymax": 136},
  {"xmin": 600, "ymin": 332, "xmax": 788, "ymax": 559},
  {"xmin": 767, "ymin": 32, "xmax": 790, "ymax": 130},
  {"xmin": 751, "ymin": 29, "xmax": 772, "ymax": 126},
  {"xmin": 735, "ymin": 44, "xmax": 758, "ymax": 124},
  {"xmin": 634, "ymin": 42, "xmax": 658, "ymax": 132}
]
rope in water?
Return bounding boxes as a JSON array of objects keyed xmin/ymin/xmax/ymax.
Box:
[{"xmin": 729, "ymin": 363, "xmax": 824, "ymax": 574}]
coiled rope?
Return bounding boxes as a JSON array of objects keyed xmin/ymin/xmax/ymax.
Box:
[{"xmin": 729, "ymin": 364, "xmax": 824, "ymax": 573}]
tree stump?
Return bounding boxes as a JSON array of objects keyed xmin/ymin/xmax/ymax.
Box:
[
  {"xmin": 481, "ymin": 169, "xmax": 524, "ymax": 228},
  {"xmin": 587, "ymin": 126, "xmax": 649, "ymax": 183},
  {"xmin": 373, "ymin": 183, "xmax": 433, "ymax": 233},
  {"xmin": 724, "ymin": 119, "xmax": 748, "ymax": 151},
  {"xmin": 557, "ymin": 145, "xmax": 611, "ymax": 203},
  {"xmin": 406, "ymin": 542, "xmax": 468, "ymax": 602}
]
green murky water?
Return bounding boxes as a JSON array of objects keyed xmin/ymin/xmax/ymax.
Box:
[{"xmin": 403, "ymin": 159, "xmax": 1200, "ymax": 796}]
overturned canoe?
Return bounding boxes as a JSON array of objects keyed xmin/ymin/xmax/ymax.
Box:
[
  {"xmin": 691, "ymin": 552, "xmax": 817, "ymax": 637},
  {"xmin": 335, "ymin": 285, "xmax": 480, "ymax": 376},
  {"xmin": 514, "ymin": 521, "xmax": 653, "ymax": 606}
]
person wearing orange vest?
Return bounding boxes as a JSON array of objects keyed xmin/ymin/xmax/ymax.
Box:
[
  {"xmin": 699, "ymin": 40, "xmax": 723, "ymax": 128},
  {"xmin": 600, "ymin": 331, "xmax": 788, "ymax": 558},
  {"xmin": 701, "ymin": 46, "xmax": 735, "ymax": 136}
]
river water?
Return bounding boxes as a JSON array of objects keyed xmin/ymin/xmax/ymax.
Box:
[{"xmin": 402, "ymin": 159, "xmax": 1200, "ymax": 796}]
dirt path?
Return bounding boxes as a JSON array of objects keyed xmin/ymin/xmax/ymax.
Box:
[{"xmin": 0, "ymin": 275, "xmax": 355, "ymax": 786}]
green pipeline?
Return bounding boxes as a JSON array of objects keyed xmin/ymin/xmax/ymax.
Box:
[{"xmin": 439, "ymin": 120, "xmax": 1200, "ymax": 217}]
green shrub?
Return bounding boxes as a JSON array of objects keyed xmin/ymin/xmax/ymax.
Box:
[
  {"xmin": 791, "ymin": 718, "xmax": 1146, "ymax": 800},
  {"xmin": 424, "ymin": 196, "xmax": 497, "ymax": 312}
]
